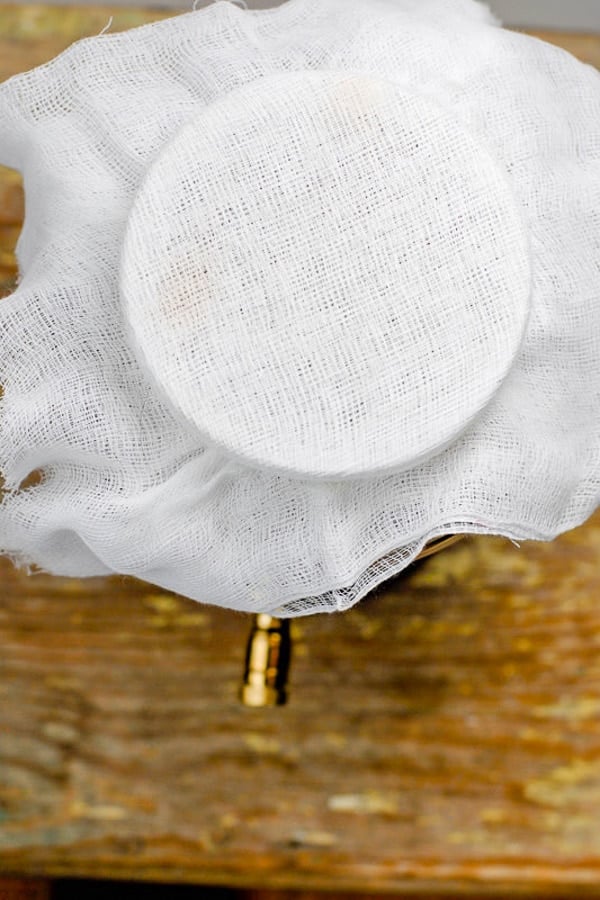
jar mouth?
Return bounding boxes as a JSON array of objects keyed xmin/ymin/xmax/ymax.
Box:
[
  {"xmin": 121, "ymin": 69, "xmax": 531, "ymax": 481},
  {"xmin": 416, "ymin": 534, "xmax": 463, "ymax": 561}
]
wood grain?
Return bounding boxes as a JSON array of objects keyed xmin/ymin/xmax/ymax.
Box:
[
  {"xmin": 1, "ymin": 8, "xmax": 600, "ymax": 896},
  {"xmin": 3, "ymin": 520, "xmax": 600, "ymax": 894},
  {"xmin": 527, "ymin": 29, "xmax": 600, "ymax": 66},
  {"xmin": 0, "ymin": 880, "xmax": 49, "ymax": 900}
]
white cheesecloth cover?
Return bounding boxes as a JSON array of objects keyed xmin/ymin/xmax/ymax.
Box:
[{"xmin": 0, "ymin": 0, "xmax": 599, "ymax": 615}]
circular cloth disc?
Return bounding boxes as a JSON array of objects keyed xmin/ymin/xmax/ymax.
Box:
[{"xmin": 121, "ymin": 70, "xmax": 531, "ymax": 480}]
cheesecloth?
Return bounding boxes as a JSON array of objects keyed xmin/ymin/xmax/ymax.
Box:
[{"xmin": 0, "ymin": 0, "xmax": 599, "ymax": 615}]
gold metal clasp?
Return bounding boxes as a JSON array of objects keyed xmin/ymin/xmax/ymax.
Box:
[
  {"xmin": 240, "ymin": 613, "xmax": 291, "ymax": 707},
  {"xmin": 238, "ymin": 536, "xmax": 463, "ymax": 707}
]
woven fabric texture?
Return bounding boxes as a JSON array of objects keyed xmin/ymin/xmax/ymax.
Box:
[{"xmin": 0, "ymin": 0, "xmax": 599, "ymax": 614}]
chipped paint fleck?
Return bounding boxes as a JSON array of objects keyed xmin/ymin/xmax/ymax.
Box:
[
  {"xmin": 148, "ymin": 615, "xmax": 172, "ymax": 629},
  {"xmin": 173, "ymin": 612, "xmax": 208, "ymax": 627},
  {"xmin": 44, "ymin": 675, "xmax": 81, "ymax": 691},
  {"xmin": 519, "ymin": 726, "xmax": 545, "ymax": 742},
  {"xmin": 243, "ymin": 733, "xmax": 281, "ymax": 754},
  {"xmin": 325, "ymin": 732, "xmax": 348, "ymax": 748},
  {"xmin": 533, "ymin": 696, "xmax": 600, "ymax": 721},
  {"xmin": 480, "ymin": 807, "xmax": 507, "ymax": 824},
  {"xmin": 513, "ymin": 637, "xmax": 533, "ymax": 653},
  {"xmin": 70, "ymin": 802, "xmax": 127, "ymax": 821},
  {"xmin": 143, "ymin": 593, "xmax": 180, "ymax": 614},
  {"xmin": 42, "ymin": 722, "xmax": 79, "ymax": 744},
  {"xmin": 219, "ymin": 813, "xmax": 240, "ymax": 829},
  {"xmin": 524, "ymin": 759, "xmax": 600, "ymax": 808},
  {"xmin": 289, "ymin": 829, "xmax": 338, "ymax": 847},
  {"xmin": 327, "ymin": 792, "xmax": 399, "ymax": 815},
  {"xmin": 143, "ymin": 593, "xmax": 208, "ymax": 629},
  {"xmin": 351, "ymin": 612, "xmax": 384, "ymax": 640}
]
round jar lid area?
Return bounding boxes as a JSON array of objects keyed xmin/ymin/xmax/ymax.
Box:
[{"xmin": 121, "ymin": 70, "xmax": 531, "ymax": 480}]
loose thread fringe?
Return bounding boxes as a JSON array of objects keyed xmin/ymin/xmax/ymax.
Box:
[{"xmin": 99, "ymin": 15, "xmax": 114, "ymax": 35}]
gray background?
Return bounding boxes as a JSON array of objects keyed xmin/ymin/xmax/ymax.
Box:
[
  {"xmin": 22, "ymin": 0, "xmax": 600, "ymax": 31},
  {"xmin": 185, "ymin": 1, "xmax": 600, "ymax": 30},
  {"xmin": 154, "ymin": 0, "xmax": 600, "ymax": 31},
  {"xmin": 491, "ymin": 0, "xmax": 600, "ymax": 29},
  {"xmin": 239, "ymin": 1, "xmax": 600, "ymax": 30}
]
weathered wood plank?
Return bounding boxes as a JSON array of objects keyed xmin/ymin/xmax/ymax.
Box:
[
  {"xmin": 0, "ymin": 3, "xmax": 169, "ymax": 84},
  {"xmin": 0, "ymin": 880, "xmax": 50, "ymax": 900},
  {"xmin": 3, "ymin": 519, "xmax": 600, "ymax": 894},
  {"xmin": 528, "ymin": 29, "xmax": 600, "ymax": 67}
]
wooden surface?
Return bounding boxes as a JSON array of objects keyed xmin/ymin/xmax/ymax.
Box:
[
  {"xmin": 3, "ymin": 523, "xmax": 600, "ymax": 895},
  {"xmin": 2, "ymin": 7, "xmax": 600, "ymax": 896},
  {"xmin": 0, "ymin": 881, "xmax": 49, "ymax": 900}
]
